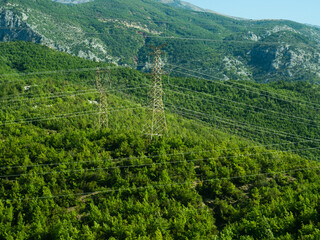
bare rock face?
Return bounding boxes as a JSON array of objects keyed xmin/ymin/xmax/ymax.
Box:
[
  {"xmin": 0, "ymin": 9, "xmax": 42, "ymax": 43},
  {"xmin": 248, "ymin": 44, "xmax": 320, "ymax": 81},
  {"xmin": 0, "ymin": 6, "xmax": 112, "ymax": 63}
]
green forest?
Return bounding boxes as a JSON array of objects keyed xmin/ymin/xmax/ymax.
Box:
[{"xmin": 0, "ymin": 42, "xmax": 320, "ymax": 239}]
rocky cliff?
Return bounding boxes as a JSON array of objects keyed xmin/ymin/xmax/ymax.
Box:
[
  {"xmin": 0, "ymin": 3, "xmax": 113, "ymax": 63},
  {"xmin": 0, "ymin": 7, "xmax": 42, "ymax": 43}
]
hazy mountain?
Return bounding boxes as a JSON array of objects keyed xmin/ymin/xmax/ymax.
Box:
[
  {"xmin": 153, "ymin": 0, "xmax": 243, "ymax": 18},
  {"xmin": 153, "ymin": 0, "xmax": 207, "ymax": 12},
  {"xmin": 53, "ymin": 0, "xmax": 93, "ymax": 3},
  {"xmin": 52, "ymin": 0, "xmax": 216, "ymax": 12},
  {"xmin": 1, "ymin": 0, "xmax": 320, "ymax": 82}
]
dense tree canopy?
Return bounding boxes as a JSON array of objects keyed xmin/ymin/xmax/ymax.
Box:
[{"xmin": 0, "ymin": 42, "xmax": 319, "ymax": 239}]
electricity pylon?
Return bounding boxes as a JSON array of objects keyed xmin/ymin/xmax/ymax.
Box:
[
  {"xmin": 96, "ymin": 68, "xmax": 109, "ymax": 129},
  {"xmin": 143, "ymin": 44, "xmax": 168, "ymax": 139}
]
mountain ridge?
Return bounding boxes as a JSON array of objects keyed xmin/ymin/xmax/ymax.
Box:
[
  {"xmin": 53, "ymin": 0, "xmax": 93, "ymax": 3},
  {"xmin": 1, "ymin": 0, "xmax": 320, "ymax": 82},
  {"xmin": 152, "ymin": 0, "xmax": 245, "ymax": 19}
]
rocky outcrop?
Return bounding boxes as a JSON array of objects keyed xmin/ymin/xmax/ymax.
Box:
[
  {"xmin": 248, "ymin": 44, "xmax": 320, "ymax": 80},
  {"xmin": 0, "ymin": 8, "xmax": 42, "ymax": 43},
  {"xmin": 0, "ymin": 6, "xmax": 113, "ymax": 63},
  {"xmin": 223, "ymin": 56, "xmax": 252, "ymax": 80}
]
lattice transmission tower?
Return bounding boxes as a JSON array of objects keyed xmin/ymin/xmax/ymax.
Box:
[
  {"xmin": 95, "ymin": 68, "xmax": 110, "ymax": 129},
  {"xmin": 143, "ymin": 44, "xmax": 168, "ymax": 139}
]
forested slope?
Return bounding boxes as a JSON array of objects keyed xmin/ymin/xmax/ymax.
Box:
[
  {"xmin": 0, "ymin": 42, "xmax": 320, "ymax": 239},
  {"xmin": 2, "ymin": 0, "xmax": 320, "ymax": 82}
]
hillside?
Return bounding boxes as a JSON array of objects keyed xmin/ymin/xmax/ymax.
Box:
[
  {"xmin": 1, "ymin": 0, "xmax": 320, "ymax": 82},
  {"xmin": 54, "ymin": 0, "xmax": 92, "ymax": 3},
  {"xmin": 1, "ymin": 41, "xmax": 319, "ymax": 157},
  {"xmin": 1, "ymin": 41, "xmax": 320, "ymax": 239},
  {"xmin": 153, "ymin": 0, "xmax": 210, "ymax": 12}
]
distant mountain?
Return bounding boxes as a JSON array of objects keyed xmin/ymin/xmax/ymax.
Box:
[
  {"xmin": 153, "ymin": 0, "xmax": 207, "ymax": 12},
  {"xmin": 52, "ymin": 0, "xmax": 211, "ymax": 11},
  {"xmin": 153, "ymin": 0, "xmax": 243, "ymax": 18},
  {"xmin": 53, "ymin": 0, "xmax": 242, "ymax": 18},
  {"xmin": 53, "ymin": 0, "xmax": 93, "ymax": 3},
  {"xmin": 1, "ymin": 0, "xmax": 320, "ymax": 82}
]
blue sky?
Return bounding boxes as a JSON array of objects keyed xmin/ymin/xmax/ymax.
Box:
[{"xmin": 185, "ymin": 0, "xmax": 320, "ymax": 26}]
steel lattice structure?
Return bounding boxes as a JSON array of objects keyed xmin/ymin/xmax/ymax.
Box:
[{"xmin": 143, "ymin": 44, "xmax": 168, "ymax": 139}]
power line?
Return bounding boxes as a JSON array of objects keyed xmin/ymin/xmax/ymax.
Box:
[
  {"xmin": 1, "ymin": 163, "xmax": 320, "ymax": 203},
  {"xmin": 170, "ymin": 64, "xmax": 320, "ymax": 110},
  {"xmin": 3, "ymin": 100, "xmax": 316, "ymax": 146},
  {"xmin": 0, "ymin": 106, "xmax": 146, "ymax": 126},
  {"xmin": 0, "ymin": 88, "xmax": 97, "ymax": 101},
  {"xmin": 168, "ymin": 64, "xmax": 320, "ymax": 110},
  {"xmin": 170, "ymin": 105, "xmax": 320, "ymax": 142},
  {"xmin": 0, "ymin": 64, "xmax": 149, "ymax": 80},
  {"xmin": 169, "ymin": 104, "xmax": 318, "ymax": 147},
  {"xmin": 2, "ymin": 67, "xmax": 318, "ymax": 142},
  {"xmin": 5, "ymin": 65, "xmax": 314, "ymax": 127},
  {"xmin": 0, "ymin": 86, "xmax": 148, "ymax": 111},
  {"xmin": 0, "ymin": 66, "xmax": 115, "ymax": 78},
  {"xmin": 166, "ymin": 85, "xmax": 319, "ymax": 127},
  {"xmin": 0, "ymin": 145, "xmax": 319, "ymax": 179},
  {"xmin": 168, "ymin": 105, "xmax": 320, "ymax": 143},
  {"xmin": 0, "ymin": 139, "xmax": 315, "ymax": 171},
  {"xmin": 226, "ymin": 79, "xmax": 320, "ymax": 110},
  {"xmin": 0, "ymin": 85, "xmax": 146, "ymax": 108},
  {"xmin": 0, "ymin": 64, "xmax": 149, "ymax": 85},
  {"xmin": 165, "ymin": 84, "xmax": 320, "ymax": 126},
  {"xmin": 169, "ymin": 107, "xmax": 295, "ymax": 143},
  {"xmin": 0, "ymin": 90, "xmax": 98, "ymax": 104}
]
